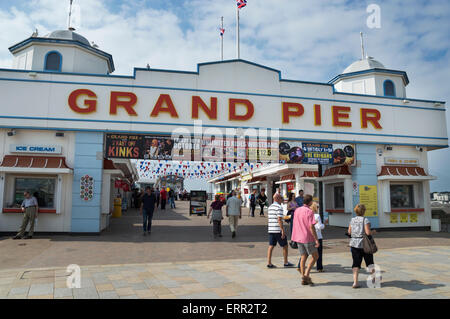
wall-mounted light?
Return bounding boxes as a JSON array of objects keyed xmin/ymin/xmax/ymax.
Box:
[
  {"xmin": 403, "ymin": 99, "xmax": 409, "ymax": 104},
  {"xmin": 416, "ymin": 146, "xmax": 423, "ymax": 152},
  {"xmin": 56, "ymin": 132, "xmax": 65, "ymax": 137},
  {"xmin": 435, "ymin": 102, "xmax": 442, "ymax": 107},
  {"xmin": 376, "ymin": 148, "xmax": 383, "ymax": 156},
  {"xmin": 7, "ymin": 130, "xmax": 16, "ymax": 137},
  {"xmin": 28, "ymin": 72, "xmax": 37, "ymax": 78}
]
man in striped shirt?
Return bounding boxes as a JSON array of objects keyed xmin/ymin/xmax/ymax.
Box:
[{"xmin": 267, "ymin": 193, "xmax": 294, "ymax": 268}]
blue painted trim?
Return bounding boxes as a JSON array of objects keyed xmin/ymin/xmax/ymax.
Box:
[
  {"xmin": 44, "ymin": 50, "xmax": 62, "ymax": 72},
  {"xmin": 9, "ymin": 37, "xmax": 115, "ymax": 73},
  {"xmin": 0, "ymin": 115, "xmax": 448, "ymax": 141},
  {"xmin": 0, "ymin": 58, "xmax": 445, "ymax": 104},
  {"xmin": 3, "ymin": 123, "xmax": 446, "ymax": 149},
  {"xmin": 329, "ymin": 68, "xmax": 409, "ymax": 86},
  {"xmin": 0, "ymin": 76, "xmax": 445, "ymax": 112},
  {"xmin": 383, "ymin": 79, "xmax": 396, "ymax": 97}
]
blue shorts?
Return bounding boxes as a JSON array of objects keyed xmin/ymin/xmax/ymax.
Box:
[{"xmin": 269, "ymin": 233, "xmax": 288, "ymax": 247}]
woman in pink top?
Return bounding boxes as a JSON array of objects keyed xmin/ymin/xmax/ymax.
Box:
[{"xmin": 291, "ymin": 194, "xmax": 320, "ymax": 285}]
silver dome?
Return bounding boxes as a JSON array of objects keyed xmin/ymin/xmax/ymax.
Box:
[{"xmin": 43, "ymin": 30, "xmax": 91, "ymax": 46}]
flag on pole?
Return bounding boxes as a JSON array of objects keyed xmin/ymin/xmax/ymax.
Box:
[
  {"xmin": 220, "ymin": 28, "xmax": 225, "ymax": 36},
  {"xmin": 236, "ymin": 0, "xmax": 247, "ymax": 9}
]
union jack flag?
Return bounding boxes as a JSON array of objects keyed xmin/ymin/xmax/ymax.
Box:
[
  {"xmin": 236, "ymin": 0, "xmax": 247, "ymax": 9},
  {"xmin": 220, "ymin": 28, "xmax": 225, "ymax": 36}
]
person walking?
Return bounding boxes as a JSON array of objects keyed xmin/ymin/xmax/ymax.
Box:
[
  {"xmin": 286, "ymin": 192, "xmax": 299, "ymax": 249},
  {"xmin": 226, "ymin": 191, "xmax": 242, "ymax": 238},
  {"xmin": 295, "ymin": 189, "xmax": 304, "ymax": 207},
  {"xmin": 13, "ymin": 191, "xmax": 39, "ymax": 239},
  {"xmin": 140, "ymin": 187, "xmax": 156, "ymax": 235},
  {"xmin": 348, "ymin": 204, "xmax": 377, "ymax": 288},
  {"xmin": 291, "ymin": 194, "xmax": 320, "ymax": 286},
  {"xmin": 267, "ymin": 193, "xmax": 294, "ymax": 268},
  {"xmin": 249, "ymin": 190, "xmax": 257, "ymax": 217},
  {"xmin": 160, "ymin": 188, "xmax": 167, "ymax": 210},
  {"xmin": 257, "ymin": 189, "xmax": 267, "ymax": 217},
  {"xmin": 310, "ymin": 202, "xmax": 325, "ymax": 272},
  {"xmin": 155, "ymin": 188, "xmax": 160, "ymax": 208},
  {"xmin": 169, "ymin": 188, "xmax": 176, "ymax": 208},
  {"xmin": 207, "ymin": 194, "xmax": 225, "ymax": 238}
]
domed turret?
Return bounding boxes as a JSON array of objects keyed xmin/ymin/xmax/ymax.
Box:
[
  {"xmin": 9, "ymin": 28, "xmax": 114, "ymax": 74},
  {"xmin": 342, "ymin": 57, "xmax": 385, "ymax": 74},
  {"xmin": 330, "ymin": 56, "xmax": 408, "ymax": 98}
]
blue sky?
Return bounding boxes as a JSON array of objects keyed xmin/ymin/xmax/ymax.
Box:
[{"xmin": 0, "ymin": 0, "xmax": 449, "ymax": 190}]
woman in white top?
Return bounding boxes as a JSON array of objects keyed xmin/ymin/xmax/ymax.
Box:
[
  {"xmin": 347, "ymin": 204, "xmax": 377, "ymax": 288},
  {"xmin": 310, "ymin": 202, "xmax": 325, "ymax": 272}
]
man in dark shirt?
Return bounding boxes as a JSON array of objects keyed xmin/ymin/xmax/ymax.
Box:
[
  {"xmin": 140, "ymin": 186, "xmax": 156, "ymax": 235},
  {"xmin": 249, "ymin": 190, "xmax": 257, "ymax": 217},
  {"xmin": 257, "ymin": 189, "xmax": 268, "ymax": 216}
]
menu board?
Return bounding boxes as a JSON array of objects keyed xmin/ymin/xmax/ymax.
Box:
[
  {"xmin": 279, "ymin": 141, "xmax": 355, "ymax": 165},
  {"xmin": 359, "ymin": 185, "xmax": 378, "ymax": 217}
]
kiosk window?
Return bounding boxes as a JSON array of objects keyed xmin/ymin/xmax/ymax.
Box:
[
  {"xmin": 14, "ymin": 177, "xmax": 56, "ymax": 208},
  {"xmin": 390, "ymin": 184, "xmax": 414, "ymax": 208},
  {"xmin": 334, "ymin": 185, "xmax": 345, "ymax": 209}
]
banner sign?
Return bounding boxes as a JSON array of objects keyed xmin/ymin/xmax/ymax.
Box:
[
  {"xmin": 279, "ymin": 141, "xmax": 356, "ymax": 165},
  {"xmin": 106, "ymin": 133, "xmax": 277, "ymax": 162},
  {"xmin": 105, "ymin": 134, "xmax": 174, "ymax": 160}
]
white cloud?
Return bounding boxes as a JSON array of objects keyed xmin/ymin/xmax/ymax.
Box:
[{"xmin": 0, "ymin": 0, "xmax": 449, "ymax": 190}]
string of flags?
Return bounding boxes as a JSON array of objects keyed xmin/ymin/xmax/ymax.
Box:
[{"xmin": 136, "ymin": 160, "xmax": 268, "ymax": 180}]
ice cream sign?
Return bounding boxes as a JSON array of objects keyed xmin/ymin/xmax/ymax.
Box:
[{"xmin": 10, "ymin": 144, "xmax": 62, "ymax": 154}]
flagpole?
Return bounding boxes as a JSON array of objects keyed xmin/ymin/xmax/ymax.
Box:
[
  {"xmin": 221, "ymin": 16, "xmax": 224, "ymax": 61},
  {"xmin": 68, "ymin": 0, "xmax": 73, "ymax": 29},
  {"xmin": 236, "ymin": 6, "xmax": 240, "ymax": 59}
]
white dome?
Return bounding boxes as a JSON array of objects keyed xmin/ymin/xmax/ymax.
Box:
[
  {"xmin": 343, "ymin": 57, "xmax": 385, "ymax": 74},
  {"xmin": 43, "ymin": 30, "xmax": 91, "ymax": 46}
]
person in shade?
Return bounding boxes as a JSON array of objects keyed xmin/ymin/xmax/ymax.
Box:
[
  {"xmin": 286, "ymin": 192, "xmax": 299, "ymax": 249},
  {"xmin": 295, "ymin": 189, "xmax": 304, "ymax": 207},
  {"xmin": 140, "ymin": 186, "xmax": 156, "ymax": 235},
  {"xmin": 291, "ymin": 194, "xmax": 320, "ymax": 286},
  {"xmin": 160, "ymin": 187, "xmax": 167, "ymax": 210},
  {"xmin": 207, "ymin": 194, "xmax": 225, "ymax": 238},
  {"xmin": 257, "ymin": 189, "xmax": 267, "ymax": 216},
  {"xmin": 310, "ymin": 201, "xmax": 325, "ymax": 272},
  {"xmin": 249, "ymin": 189, "xmax": 257, "ymax": 217},
  {"xmin": 267, "ymin": 193, "xmax": 294, "ymax": 268}
]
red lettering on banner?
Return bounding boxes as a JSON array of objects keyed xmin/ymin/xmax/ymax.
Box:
[
  {"xmin": 361, "ymin": 108, "xmax": 382, "ymax": 129},
  {"xmin": 110, "ymin": 92, "xmax": 138, "ymax": 116},
  {"xmin": 282, "ymin": 102, "xmax": 304, "ymax": 124},
  {"xmin": 229, "ymin": 99, "xmax": 254, "ymax": 121},
  {"xmin": 150, "ymin": 94, "xmax": 179, "ymax": 118},
  {"xmin": 68, "ymin": 89, "xmax": 97, "ymax": 113},
  {"xmin": 192, "ymin": 96, "xmax": 218, "ymax": 120},
  {"xmin": 332, "ymin": 106, "xmax": 352, "ymax": 127}
]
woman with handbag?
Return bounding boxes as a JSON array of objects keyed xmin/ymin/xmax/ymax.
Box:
[
  {"xmin": 207, "ymin": 194, "xmax": 225, "ymax": 238},
  {"xmin": 347, "ymin": 204, "xmax": 377, "ymax": 288}
]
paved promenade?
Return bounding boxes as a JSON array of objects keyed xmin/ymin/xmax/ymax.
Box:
[{"xmin": 0, "ymin": 246, "xmax": 449, "ymax": 299}]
